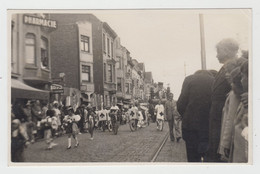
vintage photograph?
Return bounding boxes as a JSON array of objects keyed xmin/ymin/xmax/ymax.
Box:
[{"xmin": 9, "ymin": 9, "xmax": 251, "ymax": 164}]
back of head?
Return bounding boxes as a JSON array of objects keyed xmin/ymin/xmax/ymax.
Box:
[{"xmin": 216, "ymin": 38, "xmax": 239, "ymax": 58}]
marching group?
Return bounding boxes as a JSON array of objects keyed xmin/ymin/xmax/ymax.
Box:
[{"xmin": 11, "ymin": 98, "xmax": 163, "ymax": 162}]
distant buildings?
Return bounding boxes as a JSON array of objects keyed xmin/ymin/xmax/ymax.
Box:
[{"xmin": 11, "ymin": 13, "xmax": 167, "ymax": 108}]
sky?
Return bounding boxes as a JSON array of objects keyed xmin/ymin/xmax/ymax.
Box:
[{"xmin": 89, "ymin": 9, "xmax": 250, "ymax": 99}]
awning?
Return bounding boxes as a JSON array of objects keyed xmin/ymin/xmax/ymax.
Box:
[{"xmin": 11, "ymin": 79, "xmax": 49, "ymax": 100}]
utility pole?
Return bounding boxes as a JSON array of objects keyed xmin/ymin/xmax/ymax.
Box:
[{"xmin": 199, "ymin": 14, "xmax": 207, "ymax": 70}]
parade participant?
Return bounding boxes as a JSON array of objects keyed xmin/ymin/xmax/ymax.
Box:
[
  {"xmin": 23, "ymin": 101, "xmax": 35, "ymax": 143},
  {"xmin": 63, "ymin": 107, "xmax": 80, "ymax": 149},
  {"xmin": 97, "ymin": 103, "xmax": 108, "ymax": 130},
  {"xmin": 137, "ymin": 104, "xmax": 145, "ymax": 128},
  {"xmin": 41, "ymin": 109, "xmax": 58, "ymax": 150},
  {"xmin": 86, "ymin": 106, "xmax": 96, "ymax": 140},
  {"xmin": 52, "ymin": 101, "xmax": 62, "ymax": 136},
  {"xmin": 177, "ymin": 70, "xmax": 214, "ymax": 162},
  {"xmin": 75, "ymin": 104, "xmax": 86, "ymax": 133},
  {"xmin": 11, "ymin": 119, "xmax": 30, "ymax": 162},
  {"xmin": 31, "ymin": 100, "xmax": 43, "ymax": 141},
  {"xmin": 154, "ymin": 100, "xmax": 165, "ymax": 130},
  {"xmin": 148, "ymin": 100, "xmax": 155, "ymax": 123},
  {"xmin": 207, "ymin": 38, "xmax": 239, "ymax": 162},
  {"xmin": 165, "ymin": 93, "xmax": 181, "ymax": 142}
]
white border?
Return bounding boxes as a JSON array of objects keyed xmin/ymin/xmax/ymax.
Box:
[{"xmin": 1, "ymin": 0, "xmax": 260, "ymax": 174}]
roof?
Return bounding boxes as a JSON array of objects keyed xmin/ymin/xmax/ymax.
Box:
[{"xmin": 103, "ymin": 22, "xmax": 118, "ymax": 39}]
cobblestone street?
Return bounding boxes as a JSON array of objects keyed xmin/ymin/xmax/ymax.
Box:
[{"xmin": 24, "ymin": 122, "xmax": 187, "ymax": 162}]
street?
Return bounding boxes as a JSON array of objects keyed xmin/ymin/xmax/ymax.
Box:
[{"xmin": 24, "ymin": 122, "xmax": 187, "ymax": 162}]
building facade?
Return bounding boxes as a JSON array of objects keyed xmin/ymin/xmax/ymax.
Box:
[
  {"xmin": 11, "ymin": 13, "xmax": 55, "ymax": 101},
  {"xmin": 50, "ymin": 14, "xmax": 95, "ymax": 107}
]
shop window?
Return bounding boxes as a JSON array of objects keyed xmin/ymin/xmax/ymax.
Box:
[
  {"xmin": 41, "ymin": 37, "xmax": 49, "ymax": 69},
  {"xmin": 108, "ymin": 64, "xmax": 112, "ymax": 82},
  {"xmin": 117, "ymin": 78, "xmax": 122, "ymax": 92},
  {"xmin": 82, "ymin": 65, "xmax": 91, "ymax": 82},
  {"xmin": 25, "ymin": 33, "xmax": 36, "ymax": 65},
  {"xmin": 80, "ymin": 35, "xmax": 90, "ymax": 53}
]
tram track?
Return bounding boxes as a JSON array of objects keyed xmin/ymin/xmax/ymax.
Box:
[{"xmin": 150, "ymin": 131, "xmax": 169, "ymax": 162}]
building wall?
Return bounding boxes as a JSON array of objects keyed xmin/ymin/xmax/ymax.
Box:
[
  {"xmin": 77, "ymin": 21, "xmax": 95, "ymax": 94},
  {"xmin": 50, "ymin": 19, "xmax": 79, "ymax": 89}
]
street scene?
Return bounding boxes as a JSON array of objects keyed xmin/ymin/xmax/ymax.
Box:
[{"xmin": 10, "ymin": 10, "xmax": 250, "ymax": 163}]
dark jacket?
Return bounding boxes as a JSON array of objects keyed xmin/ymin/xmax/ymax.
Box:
[
  {"xmin": 177, "ymin": 71, "xmax": 214, "ymax": 131},
  {"xmin": 207, "ymin": 66, "xmax": 232, "ymax": 161}
]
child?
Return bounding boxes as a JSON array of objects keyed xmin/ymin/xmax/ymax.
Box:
[
  {"xmin": 63, "ymin": 107, "xmax": 79, "ymax": 149},
  {"xmin": 41, "ymin": 109, "xmax": 58, "ymax": 150}
]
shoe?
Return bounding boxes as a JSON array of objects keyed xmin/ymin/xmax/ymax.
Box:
[
  {"xmin": 75, "ymin": 143, "xmax": 79, "ymax": 147},
  {"xmin": 177, "ymin": 137, "xmax": 182, "ymax": 142},
  {"xmin": 90, "ymin": 137, "xmax": 94, "ymax": 140},
  {"xmin": 170, "ymin": 138, "xmax": 175, "ymax": 142},
  {"xmin": 78, "ymin": 132, "xmax": 82, "ymax": 135},
  {"xmin": 51, "ymin": 143, "xmax": 58, "ymax": 147},
  {"xmin": 67, "ymin": 146, "xmax": 71, "ymax": 149}
]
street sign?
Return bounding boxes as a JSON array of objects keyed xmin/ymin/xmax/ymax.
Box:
[{"xmin": 50, "ymin": 83, "xmax": 64, "ymax": 94}]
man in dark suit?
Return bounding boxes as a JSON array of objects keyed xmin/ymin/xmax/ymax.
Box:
[
  {"xmin": 177, "ymin": 70, "xmax": 214, "ymax": 162},
  {"xmin": 207, "ymin": 38, "xmax": 239, "ymax": 162}
]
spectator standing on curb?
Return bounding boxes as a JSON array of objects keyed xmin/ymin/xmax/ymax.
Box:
[
  {"xmin": 207, "ymin": 38, "xmax": 239, "ymax": 162},
  {"xmin": 11, "ymin": 119, "xmax": 30, "ymax": 162},
  {"xmin": 177, "ymin": 70, "xmax": 214, "ymax": 162}
]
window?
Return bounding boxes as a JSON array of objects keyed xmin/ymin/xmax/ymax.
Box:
[
  {"xmin": 41, "ymin": 37, "xmax": 49, "ymax": 69},
  {"xmin": 103, "ymin": 33, "xmax": 106, "ymax": 53},
  {"xmin": 111, "ymin": 41, "xmax": 114, "ymax": 58},
  {"xmin": 107, "ymin": 38, "xmax": 110, "ymax": 57},
  {"xmin": 80, "ymin": 35, "xmax": 90, "ymax": 52},
  {"xmin": 116, "ymin": 57, "xmax": 122, "ymax": 69},
  {"xmin": 25, "ymin": 33, "xmax": 36, "ymax": 65},
  {"xmin": 104, "ymin": 63, "xmax": 106, "ymax": 82},
  {"xmin": 125, "ymin": 83, "xmax": 130, "ymax": 94},
  {"xmin": 82, "ymin": 65, "xmax": 91, "ymax": 82},
  {"xmin": 117, "ymin": 78, "xmax": 122, "ymax": 92},
  {"xmin": 108, "ymin": 64, "xmax": 112, "ymax": 82}
]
